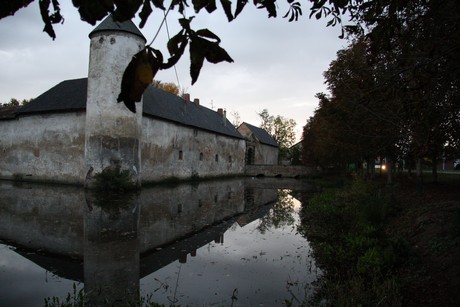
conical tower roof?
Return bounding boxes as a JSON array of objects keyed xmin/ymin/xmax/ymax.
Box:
[{"xmin": 89, "ymin": 15, "xmax": 146, "ymax": 43}]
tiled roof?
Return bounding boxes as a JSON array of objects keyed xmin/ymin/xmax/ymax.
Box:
[
  {"xmin": 143, "ymin": 86, "xmax": 242, "ymax": 139},
  {"xmin": 16, "ymin": 78, "xmax": 243, "ymax": 139},
  {"xmin": 241, "ymin": 122, "xmax": 278, "ymax": 147},
  {"xmin": 18, "ymin": 78, "xmax": 87, "ymax": 114}
]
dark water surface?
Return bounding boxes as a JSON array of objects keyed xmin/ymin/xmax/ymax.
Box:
[{"xmin": 0, "ymin": 178, "xmax": 321, "ymax": 306}]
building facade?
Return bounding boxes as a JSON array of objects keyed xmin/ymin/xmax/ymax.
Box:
[
  {"xmin": 237, "ymin": 122, "xmax": 279, "ymax": 165},
  {"xmin": 0, "ymin": 16, "xmax": 247, "ymax": 186}
]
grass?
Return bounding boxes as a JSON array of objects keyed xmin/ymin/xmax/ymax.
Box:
[{"xmin": 298, "ymin": 177, "xmax": 409, "ymax": 306}]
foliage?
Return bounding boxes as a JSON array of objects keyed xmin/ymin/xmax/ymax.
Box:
[
  {"xmin": 44, "ymin": 284, "xmax": 84, "ymax": 307},
  {"xmin": 302, "ymin": 0, "xmax": 460, "ymax": 180},
  {"xmin": 257, "ymin": 189, "xmax": 295, "ymax": 233},
  {"xmin": 258, "ymin": 109, "xmax": 296, "ymax": 151},
  {"xmin": 0, "ymin": 98, "xmax": 33, "ymax": 108},
  {"xmin": 152, "ymin": 80, "xmax": 180, "ymax": 96},
  {"xmin": 298, "ymin": 178, "xmax": 408, "ymax": 306},
  {"xmin": 93, "ymin": 166, "xmax": 138, "ymax": 192}
]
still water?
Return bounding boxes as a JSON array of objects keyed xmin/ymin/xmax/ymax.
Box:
[{"xmin": 0, "ymin": 178, "xmax": 321, "ymax": 306}]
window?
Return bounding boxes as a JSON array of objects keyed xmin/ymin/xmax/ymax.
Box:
[
  {"xmin": 228, "ymin": 155, "xmax": 232, "ymax": 163},
  {"xmin": 179, "ymin": 150, "xmax": 183, "ymax": 160},
  {"xmin": 199, "ymin": 152, "xmax": 203, "ymax": 161},
  {"xmin": 215, "ymin": 154, "xmax": 219, "ymax": 162},
  {"xmin": 193, "ymin": 129, "xmax": 198, "ymax": 137}
]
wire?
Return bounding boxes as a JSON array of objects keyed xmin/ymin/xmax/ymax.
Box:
[{"xmin": 163, "ymin": 10, "xmax": 182, "ymax": 90}]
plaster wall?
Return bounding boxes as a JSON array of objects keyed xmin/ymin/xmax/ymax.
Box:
[
  {"xmin": 141, "ymin": 117, "xmax": 246, "ymax": 182},
  {"xmin": 255, "ymin": 143, "xmax": 279, "ymax": 165},
  {"xmin": 0, "ymin": 112, "xmax": 85, "ymax": 184},
  {"xmin": 85, "ymin": 31, "xmax": 144, "ymax": 180}
]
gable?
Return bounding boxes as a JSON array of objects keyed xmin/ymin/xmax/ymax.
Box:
[{"xmin": 239, "ymin": 122, "xmax": 278, "ymax": 148}]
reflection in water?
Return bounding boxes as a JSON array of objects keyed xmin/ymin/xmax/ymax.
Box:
[{"xmin": 0, "ymin": 178, "xmax": 320, "ymax": 306}]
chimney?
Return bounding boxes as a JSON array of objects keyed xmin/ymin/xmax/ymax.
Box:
[
  {"xmin": 182, "ymin": 93, "xmax": 190, "ymax": 102},
  {"xmin": 217, "ymin": 108, "xmax": 224, "ymax": 116},
  {"xmin": 193, "ymin": 98, "xmax": 200, "ymax": 106},
  {"xmin": 223, "ymin": 109, "xmax": 227, "ymax": 127}
]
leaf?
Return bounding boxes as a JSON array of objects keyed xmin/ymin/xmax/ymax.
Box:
[
  {"xmin": 72, "ymin": 0, "xmax": 114, "ymax": 25},
  {"xmin": 0, "ymin": 0, "xmax": 34, "ymax": 19},
  {"xmin": 193, "ymin": 0, "xmax": 209, "ymax": 13},
  {"xmin": 195, "ymin": 28, "xmax": 221, "ymax": 42},
  {"xmin": 189, "ymin": 39, "xmax": 206, "ymax": 85},
  {"xmin": 163, "ymin": 33, "xmax": 188, "ymax": 69},
  {"xmin": 118, "ymin": 48, "xmax": 160, "ymax": 112},
  {"xmin": 112, "ymin": 0, "xmax": 143, "ymax": 22},
  {"xmin": 39, "ymin": 0, "xmax": 64, "ymax": 40},
  {"xmin": 139, "ymin": 0, "xmax": 153, "ymax": 28},
  {"xmin": 205, "ymin": 0, "xmax": 217, "ymax": 13},
  {"xmin": 220, "ymin": 0, "xmax": 233, "ymax": 21},
  {"xmin": 151, "ymin": 0, "xmax": 165, "ymax": 10},
  {"xmin": 234, "ymin": 0, "xmax": 247, "ymax": 18},
  {"xmin": 171, "ymin": 0, "xmax": 189, "ymax": 14},
  {"xmin": 189, "ymin": 35, "xmax": 233, "ymax": 84}
]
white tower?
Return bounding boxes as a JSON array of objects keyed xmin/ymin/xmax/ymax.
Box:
[{"xmin": 84, "ymin": 16, "xmax": 146, "ymax": 186}]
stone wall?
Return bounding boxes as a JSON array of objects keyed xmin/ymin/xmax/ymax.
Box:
[
  {"xmin": 141, "ymin": 117, "xmax": 246, "ymax": 182},
  {"xmin": 0, "ymin": 112, "xmax": 86, "ymax": 184},
  {"xmin": 245, "ymin": 164, "xmax": 315, "ymax": 178}
]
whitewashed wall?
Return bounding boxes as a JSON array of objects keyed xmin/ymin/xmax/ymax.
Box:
[
  {"xmin": 0, "ymin": 112, "xmax": 86, "ymax": 184},
  {"xmin": 141, "ymin": 117, "xmax": 246, "ymax": 182}
]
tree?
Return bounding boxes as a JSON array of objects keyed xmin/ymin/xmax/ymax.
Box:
[
  {"xmin": 257, "ymin": 109, "xmax": 296, "ymax": 160},
  {"xmin": 1, "ymin": 0, "xmax": 423, "ymax": 113},
  {"xmin": 1, "ymin": 98, "xmax": 33, "ymax": 108},
  {"xmin": 152, "ymin": 80, "xmax": 180, "ymax": 96},
  {"xmin": 230, "ymin": 110, "xmax": 241, "ymax": 128}
]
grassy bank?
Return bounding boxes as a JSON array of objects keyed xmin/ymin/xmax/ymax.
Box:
[
  {"xmin": 298, "ymin": 177, "xmax": 409, "ymax": 306},
  {"xmin": 299, "ymin": 173, "xmax": 460, "ymax": 306}
]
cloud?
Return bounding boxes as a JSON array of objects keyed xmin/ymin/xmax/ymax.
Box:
[{"xmin": 0, "ymin": 2, "xmax": 345, "ymax": 141}]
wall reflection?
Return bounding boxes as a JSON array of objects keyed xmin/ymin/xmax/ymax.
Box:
[{"xmin": 0, "ymin": 178, "xmax": 282, "ymax": 305}]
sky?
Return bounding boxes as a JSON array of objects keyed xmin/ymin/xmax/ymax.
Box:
[{"xmin": 0, "ymin": 1, "xmax": 346, "ymax": 141}]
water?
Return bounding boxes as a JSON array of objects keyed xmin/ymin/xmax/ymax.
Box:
[{"xmin": 0, "ymin": 178, "xmax": 321, "ymax": 306}]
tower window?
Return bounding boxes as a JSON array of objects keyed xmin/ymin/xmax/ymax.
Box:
[{"xmin": 179, "ymin": 150, "xmax": 183, "ymax": 160}]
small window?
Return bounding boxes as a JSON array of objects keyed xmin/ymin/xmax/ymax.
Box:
[
  {"xmin": 199, "ymin": 152, "xmax": 203, "ymax": 161},
  {"xmin": 228, "ymin": 155, "xmax": 232, "ymax": 163},
  {"xmin": 179, "ymin": 150, "xmax": 183, "ymax": 160},
  {"xmin": 193, "ymin": 129, "xmax": 198, "ymax": 137},
  {"xmin": 215, "ymin": 154, "xmax": 219, "ymax": 162}
]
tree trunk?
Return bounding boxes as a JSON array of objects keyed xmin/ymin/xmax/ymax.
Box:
[
  {"xmin": 416, "ymin": 158, "xmax": 423, "ymax": 192},
  {"xmin": 387, "ymin": 159, "xmax": 393, "ymax": 185},
  {"xmin": 432, "ymin": 154, "xmax": 438, "ymax": 183}
]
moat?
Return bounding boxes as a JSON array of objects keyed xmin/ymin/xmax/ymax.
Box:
[{"xmin": 0, "ymin": 178, "xmax": 321, "ymax": 306}]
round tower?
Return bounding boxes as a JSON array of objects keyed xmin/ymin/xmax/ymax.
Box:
[{"xmin": 84, "ymin": 15, "xmax": 146, "ymax": 187}]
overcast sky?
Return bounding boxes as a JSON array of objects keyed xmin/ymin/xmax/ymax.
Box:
[{"xmin": 0, "ymin": 1, "xmax": 346, "ymax": 141}]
